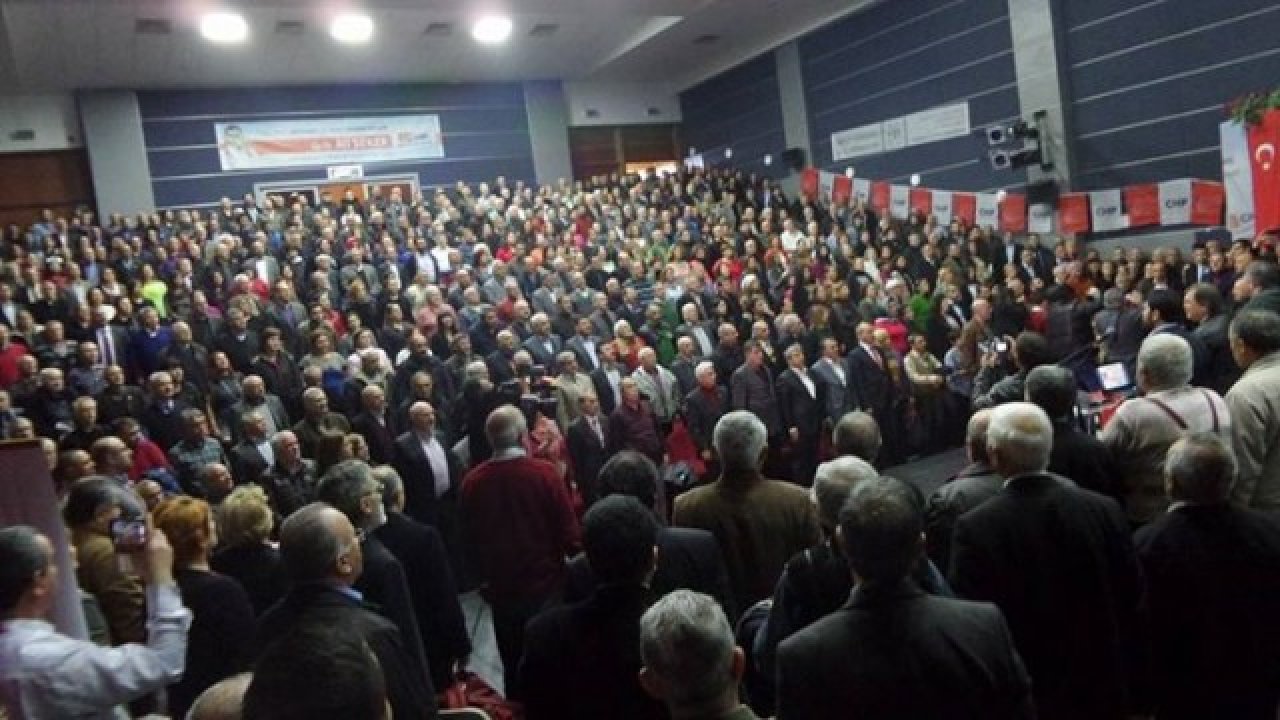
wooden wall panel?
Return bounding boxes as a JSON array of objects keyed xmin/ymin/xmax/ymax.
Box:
[
  {"xmin": 569, "ymin": 124, "xmax": 681, "ymax": 180},
  {"xmin": 0, "ymin": 149, "xmax": 95, "ymax": 228}
]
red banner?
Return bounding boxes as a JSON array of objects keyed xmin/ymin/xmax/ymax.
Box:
[
  {"xmin": 870, "ymin": 181, "xmax": 890, "ymax": 211},
  {"xmin": 999, "ymin": 194, "xmax": 1027, "ymax": 233},
  {"xmin": 953, "ymin": 193, "xmax": 976, "ymax": 226},
  {"xmin": 1058, "ymin": 193, "xmax": 1091, "ymax": 234},
  {"xmin": 1124, "ymin": 184, "xmax": 1159, "ymax": 227},
  {"xmin": 909, "ymin": 187, "xmax": 932, "ymax": 217},
  {"xmin": 1191, "ymin": 181, "xmax": 1225, "ymax": 226},
  {"xmin": 1248, "ymin": 110, "xmax": 1280, "ymax": 233},
  {"xmin": 800, "ymin": 168, "xmax": 820, "ymax": 198},
  {"xmin": 832, "ymin": 175, "xmax": 852, "ymax": 205}
]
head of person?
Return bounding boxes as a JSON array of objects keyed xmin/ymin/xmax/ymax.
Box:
[
  {"xmin": 1240, "ymin": 260, "xmax": 1280, "ymax": 298},
  {"xmin": 639, "ymin": 347, "xmax": 658, "ymax": 371},
  {"xmin": 1024, "ymin": 365, "xmax": 1077, "ymax": 422},
  {"xmin": 1183, "ymin": 283, "xmax": 1223, "ymax": 325},
  {"xmin": 695, "ymin": 361, "xmax": 717, "ymax": 390},
  {"xmin": 187, "ymin": 672, "xmax": 252, "ymax": 720},
  {"xmin": 484, "ymin": 404, "xmax": 527, "ymax": 452},
  {"xmin": 831, "ymin": 411, "xmax": 882, "ymax": 463},
  {"xmin": 583, "ymin": 495, "xmax": 659, "ymax": 585},
  {"xmin": 837, "ymin": 476, "xmax": 924, "ymax": 586},
  {"xmin": 302, "ymin": 388, "xmax": 328, "ymax": 419},
  {"xmin": 638, "ymin": 590, "xmax": 743, "ymax": 716},
  {"xmin": 0, "ymin": 526, "xmax": 58, "ymax": 619},
  {"xmin": 273, "ymin": 431, "xmax": 302, "ymax": 466},
  {"xmin": 1011, "ymin": 331, "xmax": 1052, "ymax": 373},
  {"xmin": 598, "ymin": 450, "xmax": 661, "ymax": 511},
  {"xmin": 408, "ymin": 401, "xmax": 436, "ymax": 435},
  {"xmin": 743, "ymin": 340, "xmax": 764, "ymax": 369},
  {"xmin": 784, "ymin": 343, "xmax": 806, "ymax": 369},
  {"xmin": 182, "ymin": 408, "xmax": 210, "ymax": 443},
  {"xmin": 963, "ymin": 409, "xmax": 993, "ymax": 465},
  {"xmin": 1229, "ymin": 309, "xmax": 1280, "ymax": 371},
  {"xmin": 62, "ymin": 475, "xmax": 138, "ymax": 534},
  {"xmin": 713, "ymin": 411, "xmax": 767, "ymax": 476},
  {"xmin": 372, "ymin": 466, "xmax": 405, "ymax": 514},
  {"xmin": 243, "ymin": 623, "xmax": 389, "ymax": 720},
  {"xmin": 278, "ymin": 502, "xmax": 363, "ymax": 588},
  {"xmin": 150, "ymin": 371, "xmax": 176, "ymax": 400},
  {"xmin": 216, "ymin": 485, "xmax": 274, "ymax": 551},
  {"xmin": 1164, "ymin": 432, "xmax": 1237, "ymax": 505},
  {"xmin": 202, "ymin": 463, "xmax": 235, "ymax": 503},
  {"xmin": 1136, "ymin": 333, "xmax": 1194, "ymax": 394},
  {"xmin": 620, "ymin": 376, "xmax": 642, "ymax": 406},
  {"xmin": 316, "ymin": 460, "xmax": 386, "ymax": 534},
  {"xmin": 985, "ymin": 402, "xmax": 1053, "ymax": 478},
  {"xmin": 1143, "ymin": 287, "xmax": 1182, "ymax": 328},
  {"xmin": 72, "ymin": 396, "xmax": 97, "ymax": 428},
  {"xmin": 812, "ymin": 456, "xmax": 879, "ymax": 534},
  {"xmin": 153, "ymin": 495, "xmax": 217, "ymax": 569}
]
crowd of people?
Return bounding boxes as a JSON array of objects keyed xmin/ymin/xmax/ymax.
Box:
[{"xmin": 0, "ymin": 165, "xmax": 1279, "ymax": 720}]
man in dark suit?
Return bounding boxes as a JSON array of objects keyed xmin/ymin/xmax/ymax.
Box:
[
  {"xmin": 847, "ymin": 323, "xmax": 892, "ymax": 463},
  {"xmin": 351, "ymin": 384, "xmax": 396, "ymax": 465},
  {"xmin": 521, "ymin": 312, "xmax": 563, "ymax": 368},
  {"xmin": 1184, "ymin": 282, "xmax": 1239, "ymax": 394},
  {"xmin": 254, "ymin": 503, "xmax": 437, "ymax": 720},
  {"xmin": 923, "ymin": 409, "xmax": 1001, "ymax": 572},
  {"xmin": 949, "ymin": 402, "xmax": 1142, "ymax": 720},
  {"xmin": 668, "ymin": 336, "xmax": 699, "ymax": 398},
  {"xmin": 520, "ymin": 496, "xmax": 667, "ymax": 720},
  {"xmin": 810, "ymin": 337, "xmax": 857, "ymax": 426},
  {"xmin": 90, "ymin": 308, "xmax": 131, "ymax": 379},
  {"xmin": 372, "ymin": 466, "xmax": 471, "ymax": 693},
  {"xmin": 1024, "ymin": 366, "xmax": 1119, "ymax": 499},
  {"xmin": 776, "ymin": 344, "xmax": 826, "ymax": 486},
  {"xmin": 313, "ymin": 460, "xmax": 431, "ymax": 698},
  {"xmin": 392, "ymin": 401, "xmax": 462, "ymax": 533},
  {"xmin": 710, "ymin": 323, "xmax": 745, "ymax": 390},
  {"xmin": 683, "ymin": 361, "xmax": 729, "ymax": 480},
  {"xmin": 777, "ymin": 476, "xmax": 1034, "ymax": 720},
  {"xmin": 590, "ymin": 341, "xmax": 624, "ymax": 416},
  {"xmin": 988, "ymin": 233, "xmax": 1023, "ymax": 275},
  {"xmin": 229, "ymin": 408, "xmax": 275, "ymax": 486},
  {"xmin": 566, "ymin": 392, "xmax": 610, "ymax": 506},
  {"xmin": 1134, "ymin": 433, "xmax": 1280, "ymax": 720},
  {"xmin": 566, "ymin": 317, "xmax": 602, "ymax": 373},
  {"xmin": 676, "ymin": 303, "xmax": 717, "ymax": 358},
  {"xmin": 139, "ymin": 370, "xmax": 191, "ymax": 453}
]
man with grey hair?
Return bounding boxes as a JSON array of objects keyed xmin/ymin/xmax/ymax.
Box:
[
  {"xmin": 291, "ymin": 386, "xmax": 351, "ymax": 460},
  {"xmin": 683, "ymin": 360, "xmax": 728, "ymax": 478},
  {"xmin": 778, "ymin": 477, "xmax": 1033, "ymax": 719},
  {"xmin": 638, "ymin": 590, "xmax": 758, "ymax": 720},
  {"xmin": 1133, "ymin": 432, "xmax": 1280, "ymax": 719},
  {"xmin": 924, "ymin": 409, "xmax": 1001, "ymax": 571},
  {"xmin": 831, "ymin": 410, "xmax": 882, "ymax": 465},
  {"xmin": 950, "ymin": 403, "xmax": 1140, "ymax": 720},
  {"xmin": 1226, "ymin": 309, "xmax": 1280, "ymax": 512},
  {"xmin": 254, "ymin": 503, "xmax": 436, "ymax": 719},
  {"xmin": 1102, "ymin": 333, "xmax": 1231, "ymax": 524},
  {"xmin": 1025, "ymin": 365, "xmax": 1117, "ymax": 498},
  {"xmin": 673, "ymin": 411, "xmax": 821, "ymax": 613},
  {"xmin": 459, "ymin": 405, "xmax": 580, "ymax": 696}
]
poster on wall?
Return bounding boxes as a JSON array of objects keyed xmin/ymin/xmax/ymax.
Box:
[
  {"xmin": 829, "ymin": 101, "xmax": 970, "ymax": 161},
  {"xmin": 831, "ymin": 123, "xmax": 884, "ymax": 162},
  {"xmin": 215, "ymin": 114, "xmax": 445, "ymax": 171}
]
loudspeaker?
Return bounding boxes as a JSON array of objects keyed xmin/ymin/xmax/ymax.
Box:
[
  {"xmin": 782, "ymin": 147, "xmax": 806, "ymax": 171},
  {"xmin": 986, "ymin": 126, "xmax": 1008, "ymax": 146},
  {"xmin": 1027, "ymin": 179, "xmax": 1059, "ymax": 205}
]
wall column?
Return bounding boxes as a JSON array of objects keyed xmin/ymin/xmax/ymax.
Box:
[
  {"xmin": 1007, "ymin": 0, "xmax": 1072, "ymax": 188},
  {"xmin": 523, "ymin": 80, "xmax": 573, "ymax": 186},
  {"xmin": 77, "ymin": 90, "xmax": 155, "ymax": 217},
  {"xmin": 774, "ymin": 41, "xmax": 812, "ymax": 195}
]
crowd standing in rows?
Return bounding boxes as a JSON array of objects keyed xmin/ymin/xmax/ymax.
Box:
[{"xmin": 1, "ymin": 166, "xmax": 1279, "ymax": 719}]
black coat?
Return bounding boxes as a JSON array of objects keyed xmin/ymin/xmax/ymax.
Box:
[
  {"xmin": 255, "ymin": 583, "xmax": 437, "ymax": 720},
  {"xmin": 1133, "ymin": 504, "xmax": 1280, "ymax": 720},
  {"xmin": 776, "ymin": 369, "xmax": 826, "ymax": 438},
  {"xmin": 949, "ymin": 473, "xmax": 1142, "ymax": 720},
  {"xmin": 683, "ymin": 386, "xmax": 728, "ymax": 454},
  {"xmin": 776, "ymin": 580, "xmax": 1034, "ymax": 720},
  {"xmin": 228, "ymin": 441, "xmax": 272, "ymax": 486},
  {"xmin": 352, "ymin": 534, "xmax": 432, "ymax": 694},
  {"xmin": 352, "ymin": 410, "xmax": 397, "ymax": 465},
  {"xmin": 847, "ymin": 345, "xmax": 891, "ymax": 414},
  {"xmin": 210, "ymin": 542, "xmax": 289, "ymax": 617},
  {"xmin": 566, "ymin": 416, "xmax": 610, "ymax": 506},
  {"xmin": 391, "ymin": 431, "xmax": 461, "ymax": 531}
]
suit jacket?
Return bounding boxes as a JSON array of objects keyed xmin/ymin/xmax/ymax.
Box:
[
  {"xmin": 352, "ymin": 410, "xmax": 397, "ymax": 465},
  {"xmin": 683, "ymin": 385, "xmax": 728, "ymax": 454},
  {"xmin": 849, "ymin": 345, "xmax": 892, "ymax": 415},
  {"xmin": 227, "ymin": 396, "xmax": 290, "ymax": 443},
  {"xmin": 810, "ymin": 357, "xmax": 857, "ymax": 424},
  {"xmin": 776, "ymin": 368, "xmax": 826, "ymax": 438},
  {"xmin": 777, "ymin": 581, "xmax": 1034, "ymax": 720},
  {"xmin": 566, "ymin": 335, "xmax": 601, "ymax": 373},
  {"xmin": 566, "ymin": 415, "xmax": 610, "ymax": 505},
  {"xmin": 375, "ymin": 511, "xmax": 471, "ymax": 691},
  {"xmin": 229, "ymin": 440, "xmax": 272, "ymax": 485},
  {"xmin": 590, "ymin": 365, "xmax": 622, "ymax": 416},
  {"xmin": 669, "ymin": 356, "xmax": 698, "ymax": 398},
  {"xmin": 522, "ymin": 334, "xmax": 563, "ymax": 368},
  {"xmin": 1133, "ymin": 503, "xmax": 1280, "ymax": 720},
  {"xmin": 254, "ymin": 583, "xmax": 436, "ymax": 720},
  {"xmin": 949, "ymin": 472, "xmax": 1141, "ymax": 720},
  {"xmin": 923, "ymin": 462, "xmax": 1003, "ymax": 572},
  {"xmin": 519, "ymin": 584, "xmax": 666, "ymax": 720},
  {"xmin": 392, "ymin": 431, "xmax": 461, "ymax": 529},
  {"xmin": 1191, "ymin": 313, "xmax": 1239, "ymax": 395},
  {"xmin": 140, "ymin": 399, "xmax": 193, "ymax": 452},
  {"xmin": 676, "ymin": 321, "xmax": 718, "ymax": 357}
]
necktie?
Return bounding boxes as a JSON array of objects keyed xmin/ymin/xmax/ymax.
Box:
[{"xmin": 98, "ymin": 329, "xmax": 114, "ymax": 366}]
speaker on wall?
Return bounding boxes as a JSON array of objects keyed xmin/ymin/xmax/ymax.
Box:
[
  {"xmin": 1027, "ymin": 179, "xmax": 1059, "ymax": 206},
  {"xmin": 782, "ymin": 147, "xmax": 806, "ymax": 171}
]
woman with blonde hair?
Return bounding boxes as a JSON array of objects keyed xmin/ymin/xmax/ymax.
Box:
[
  {"xmin": 211, "ymin": 485, "xmax": 288, "ymax": 615},
  {"xmin": 152, "ymin": 495, "xmax": 255, "ymax": 718}
]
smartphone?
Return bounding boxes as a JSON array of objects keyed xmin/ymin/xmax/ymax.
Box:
[
  {"xmin": 994, "ymin": 340, "xmax": 1010, "ymax": 354},
  {"xmin": 110, "ymin": 518, "xmax": 148, "ymax": 553}
]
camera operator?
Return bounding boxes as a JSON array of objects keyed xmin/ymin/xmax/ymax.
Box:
[{"xmin": 972, "ymin": 332, "xmax": 1053, "ymax": 411}]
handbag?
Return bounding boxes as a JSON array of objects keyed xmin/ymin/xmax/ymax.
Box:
[{"xmin": 440, "ymin": 671, "xmax": 522, "ymax": 720}]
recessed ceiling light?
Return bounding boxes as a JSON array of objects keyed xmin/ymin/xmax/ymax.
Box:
[
  {"xmin": 472, "ymin": 15, "xmax": 513, "ymax": 45},
  {"xmin": 330, "ymin": 13, "xmax": 374, "ymax": 44},
  {"xmin": 200, "ymin": 12, "xmax": 248, "ymax": 44}
]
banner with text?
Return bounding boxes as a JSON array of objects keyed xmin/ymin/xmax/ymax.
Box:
[
  {"xmin": 830, "ymin": 102, "xmax": 970, "ymax": 162},
  {"xmin": 215, "ymin": 114, "xmax": 445, "ymax": 171}
]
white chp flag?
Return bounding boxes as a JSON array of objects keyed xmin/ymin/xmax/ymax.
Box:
[
  {"xmin": 976, "ymin": 193, "xmax": 1000, "ymax": 228},
  {"xmin": 853, "ymin": 177, "xmax": 871, "ymax": 204},
  {"xmin": 1158, "ymin": 179, "xmax": 1193, "ymax": 226},
  {"xmin": 818, "ymin": 171, "xmax": 836, "ymax": 203},
  {"xmin": 1220, "ymin": 120, "xmax": 1256, "ymax": 239},
  {"xmin": 1089, "ymin": 189, "xmax": 1127, "ymax": 232},
  {"xmin": 931, "ymin": 191, "xmax": 953, "ymax": 225},
  {"xmin": 1028, "ymin": 203, "xmax": 1054, "ymax": 233},
  {"xmin": 889, "ymin": 185, "xmax": 910, "ymax": 220}
]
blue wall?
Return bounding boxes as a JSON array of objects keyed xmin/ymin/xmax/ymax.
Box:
[
  {"xmin": 138, "ymin": 83, "xmax": 536, "ymax": 208},
  {"xmin": 800, "ymin": 0, "xmax": 1022, "ymax": 191},
  {"xmin": 680, "ymin": 53, "xmax": 787, "ymax": 178},
  {"xmin": 1061, "ymin": 0, "xmax": 1280, "ymax": 191}
]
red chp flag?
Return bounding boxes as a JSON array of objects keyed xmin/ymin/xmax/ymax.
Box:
[
  {"xmin": 1248, "ymin": 110, "xmax": 1280, "ymax": 233},
  {"xmin": 953, "ymin": 193, "xmax": 976, "ymax": 226},
  {"xmin": 1191, "ymin": 181, "xmax": 1225, "ymax": 226},
  {"xmin": 800, "ymin": 168, "xmax": 820, "ymax": 198},
  {"xmin": 910, "ymin": 187, "xmax": 932, "ymax": 217},
  {"xmin": 1124, "ymin": 184, "xmax": 1160, "ymax": 228},
  {"xmin": 832, "ymin": 175, "xmax": 853, "ymax": 205},
  {"xmin": 1058, "ymin": 193, "xmax": 1091, "ymax": 234},
  {"xmin": 871, "ymin": 181, "xmax": 890, "ymax": 211},
  {"xmin": 999, "ymin": 193, "xmax": 1027, "ymax": 233}
]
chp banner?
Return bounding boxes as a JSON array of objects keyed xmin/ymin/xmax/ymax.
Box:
[{"xmin": 215, "ymin": 114, "xmax": 445, "ymax": 171}]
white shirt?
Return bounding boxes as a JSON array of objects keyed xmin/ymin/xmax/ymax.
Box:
[
  {"xmin": 418, "ymin": 431, "xmax": 451, "ymax": 498},
  {"xmin": 794, "ymin": 368, "xmax": 816, "ymax": 398},
  {"xmin": 254, "ymin": 438, "xmax": 275, "ymax": 468},
  {"xmin": 824, "ymin": 357, "xmax": 847, "ymax": 386},
  {"xmin": 0, "ymin": 583, "xmax": 191, "ymax": 720}
]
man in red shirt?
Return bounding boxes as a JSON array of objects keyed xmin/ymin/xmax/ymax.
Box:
[
  {"xmin": 0, "ymin": 324, "xmax": 29, "ymax": 389},
  {"xmin": 459, "ymin": 404, "xmax": 580, "ymax": 697}
]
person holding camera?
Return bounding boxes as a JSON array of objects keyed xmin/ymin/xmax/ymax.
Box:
[
  {"xmin": 971, "ymin": 331, "xmax": 1053, "ymax": 411},
  {"xmin": 1, "ymin": 519, "xmax": 191, "ymax": 719}
]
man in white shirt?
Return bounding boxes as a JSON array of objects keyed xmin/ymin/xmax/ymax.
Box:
[
  {"xmin": 392, "ymin": 401, "xmax": 458, "ymax": 530},
  {"xmin": 0, "ymin": 523, "xmax": 191, "ymax": 720}
]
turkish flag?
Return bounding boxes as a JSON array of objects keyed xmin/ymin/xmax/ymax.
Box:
[
  {"xmin": 800, "ymin": 168, "xmax": 820, "ymax": 198},
  {"xmin": 832, "ymin": 175, "xmax": 852, "ymax": 205},
  {"xmin": 871, "ymin": 181, "xmax": 890, "ymax": 211},
  {"xmin": 1191, "ymin": 181, "xmax": 1225, "ymax": 226},
  {"xmin": 999, "ymin": 193, "xmax": 1027, "ymax": 233},
  {"xmin": 1058, "ymin": 193, "xmax": 1091, "ymax": 234},
  {"xmin": 1248, "ymin": 109, "xmax": 1280, "ymax": 233},
  {"xmin": 1124, "ymin": 184, "xmax": 1160, "ymax": 227},
  {"xmin": 953, "ymin": 193, "xmax": 976, "ymax": 226},
  {"xmin": 910, "ymin": 187, "xmax": 932, "ymax": 217}
]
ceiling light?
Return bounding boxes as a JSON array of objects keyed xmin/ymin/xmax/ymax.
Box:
[
  {"xmin": 910, "ymin": 173, "xmax": 921, "ymax": 187},
  {"xmin": 330, "ymin": 13, "xmax": 374, "ymax": 44},
  {"xmin": 472, "ymin": 15, "xmax": 513, "ymax": 45},
  {"xmin": 200, "ymin": 12, "xmax": 248, "ymax": 44}
]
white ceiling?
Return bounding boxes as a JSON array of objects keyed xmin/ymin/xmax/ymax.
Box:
[{"xmin": 0, "ymin": 0, "xmax": 871, "ymax": 93}]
